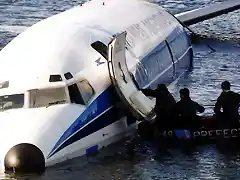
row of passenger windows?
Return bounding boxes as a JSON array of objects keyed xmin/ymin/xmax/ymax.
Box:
[{"xmin": 0, "ymin": 80, "xmax": 95, "ymax": 110}]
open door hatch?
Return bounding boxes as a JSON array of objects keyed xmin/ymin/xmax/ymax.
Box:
[{"xmin": 107, "ymin": 31, "xmax": 156, "ymax": 120}]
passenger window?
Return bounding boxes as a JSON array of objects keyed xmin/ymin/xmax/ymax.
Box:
[
  {"xmin": 29, "ymin": 88, "xmax": 67, "ymax": 108},
  {"xmin": 68, "ymin": 83, "xmax": 85, "ymax": 105},
  {"xmin": 91, "ymin": 41, "xmax": 108, "ymax": 59},
  {"xmin": 76, "ymin": 80, "xmax": 94, "ymax": 104}
]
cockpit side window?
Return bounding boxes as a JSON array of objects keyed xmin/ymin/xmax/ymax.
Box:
[
  {"xmin": 76, "ymin": 80, "xmax": 94, "ymax": 104},
  {"xmin": 29, "ymin": 88, "xmax": 67, "ymax": 108},
  {"xmin": 91, "ymin": 41, "xmax": 108, "ymax": 59},
  {"xmin": 68, "ymin": 83, "xmax": 85, "ymax": 105},
  {"xmin": 67, "ymin": 80, "xmax": 94, "ymax": 106},
  {"xmin": 0, "ymin": 94, "xmax": 24, "ymax": 110}
]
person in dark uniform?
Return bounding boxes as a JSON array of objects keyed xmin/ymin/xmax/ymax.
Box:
[
  {"xmin": 214, "ymin": 80, "xmax": 240, "ymax": 127},
  {"xmin": 141, "ymin": 84, "xmax": 176, "ymax": 129},
  {"xmin": 173, "ymin": 88, "xmax": 205, "ymax": 130}
]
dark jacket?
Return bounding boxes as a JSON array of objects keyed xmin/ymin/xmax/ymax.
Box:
[
  {"xmin": 141, "ymin": 88, "xmax": 176, "ymax": 118},
  {"xmin": 174, "ymin": 98, "xmax": 205, "ymax": 119},
  {"xmin": 214, "ymin": 91, "xmax": 240, "ymax": 120}
]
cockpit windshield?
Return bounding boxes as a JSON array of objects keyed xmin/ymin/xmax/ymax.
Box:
[
  {"xmin": 0, "ymin": 94, "xmax": 24, "ymax": 111},
  {"xmin": 29, "ymin": 87, "xmax": 67, "ymax": 108}
]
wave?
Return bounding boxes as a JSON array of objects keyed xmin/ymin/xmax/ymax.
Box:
[{"xmin": 0, "ymin": 25, "xmax": 28, "ymax": 34}]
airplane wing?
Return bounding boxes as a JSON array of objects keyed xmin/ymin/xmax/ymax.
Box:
[{"xmin": 175, "ymin": 0, "xmax": 240, "ymax": 26}]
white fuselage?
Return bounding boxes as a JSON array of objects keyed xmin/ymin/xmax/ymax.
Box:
[{"xmin": 0, "ymin": 0, "xmax": 192, "ymax": 171}]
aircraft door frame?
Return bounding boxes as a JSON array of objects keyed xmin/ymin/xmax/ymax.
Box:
[{"xmin": 107, "ymin": 31, "xmax": 156, "ymax": 120}]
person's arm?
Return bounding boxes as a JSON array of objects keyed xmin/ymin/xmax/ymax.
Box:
[
  {"xmin": 140, "ymin": 89, "xmax": 156, "ymax": 97},
  {"xmin": 195, "ymin": 102, "xmax": 205, "ymax": 113},
  {"xmin": 214, "ymin": 95, "xmax": 222, "ymax": 115},
  {"xmin": 169, "ymin": 93, "xmax": 176, "ymax": 104},
  {"xmin": 236, "ymin": 93, "xmax": 240, "ymax": 108}
]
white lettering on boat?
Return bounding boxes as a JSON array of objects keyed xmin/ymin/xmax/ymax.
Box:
[{"xmin": 162, "ymin": 128, "xmax": 240, "ymax": 138}]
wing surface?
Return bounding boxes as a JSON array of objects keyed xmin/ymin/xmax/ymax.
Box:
[{"xmin": 175, "ymin": 0, "xmax": 240, "ymax": 26}]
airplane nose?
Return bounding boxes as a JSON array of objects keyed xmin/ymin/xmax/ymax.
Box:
[{"xmin": 4, "ymin": 143, "xmax": 45, "ymax": 174}]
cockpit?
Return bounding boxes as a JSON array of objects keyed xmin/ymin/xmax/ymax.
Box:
[
  {"xmin": 0, "ymin": 38, "xmax": 109, "ymax": 111},
  {"xmin": 0, "ymin": 75, "xmax": 95, "ymax": 111}
]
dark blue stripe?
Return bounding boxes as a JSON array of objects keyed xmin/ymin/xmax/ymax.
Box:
[
  {"xmin": 48, "ymin": 104, "xmax": 123, "ymax": 158},
  {"xmin": 47, "ymin": 85, "xmax": 119, "ymax": 158},
  {"xmin": 86, "ymin": 145, "xmax": 98, "ymax": 154},
  {"xmin": 175, "ymin": 130, "xmax": 191, "ymax": 138}
]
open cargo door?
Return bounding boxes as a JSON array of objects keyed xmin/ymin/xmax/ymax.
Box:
[{"xmin": 107, "ymin": 31, "xmax": 156, "ymax": 120}]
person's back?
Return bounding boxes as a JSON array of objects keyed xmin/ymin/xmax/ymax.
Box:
[
  {"xmin": 214, "ymin": 81, "xmax": 240, "ymax": 126},
  {"xmin": 215, "ymin": 91, "xmax": 240, "ymax": 116},
  {"xmin": 174, "ymin": 88, "xmax": 205, "ymax": 129},
  {"xmin": 141, "ymin": 84, "xmax": 176, "ymax": 128},
  {"xmin": 175, "ymin": 98, "xmax": 204, "ymax": 117},
  {"xmin": 154, "ymin": 86, "xmax": 176, "ymax": 115},
  {"xmin": 141, "ymin": 84, "xmax": 176, "ymax": 108}
]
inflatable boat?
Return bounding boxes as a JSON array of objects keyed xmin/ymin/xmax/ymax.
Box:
[{"xmin": 137, "ymin": 116, "xmax": 240, "ymax": 146}]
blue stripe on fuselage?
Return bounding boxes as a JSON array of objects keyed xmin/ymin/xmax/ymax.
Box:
[
  {"xmin": 47, "ymin": 85, "xmax": 120, "ymax": 158},
  {"xmin": 47, "ymin": 26, "xmax": 193, "ymax": 158}
]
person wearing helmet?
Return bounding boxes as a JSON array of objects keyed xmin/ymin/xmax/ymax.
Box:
[
  {"xmin": 141, "ymin": 84, "xmax": 176, "ymax": 129},
  {"xmin": 214, "ymin": 81, "xmax": 240, "ymax": 127},
  {"xmin": 173, "ymin": 88, "xmax": 205, "ymax": 130}
]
